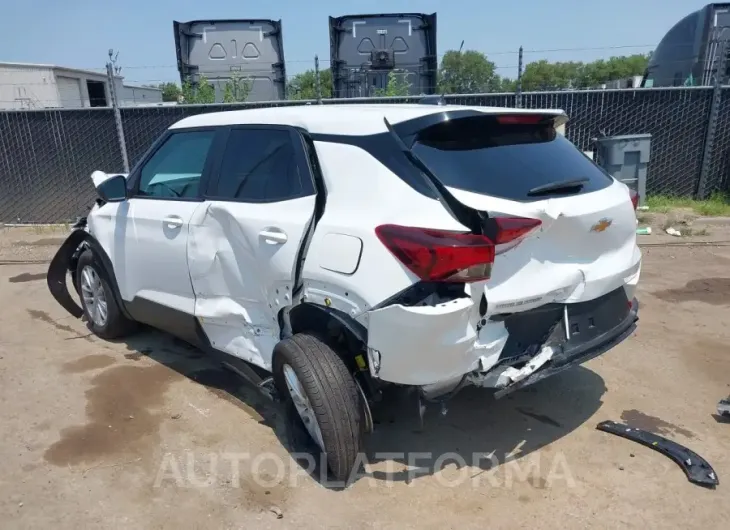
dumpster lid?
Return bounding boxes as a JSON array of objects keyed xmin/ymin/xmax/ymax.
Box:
[{"xmin": 596, "ymin": 133, "xmax": 652, "ymax": 142}]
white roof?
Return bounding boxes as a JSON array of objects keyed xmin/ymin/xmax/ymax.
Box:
[{"xmin": 169, "ymin": 104, "xmax": 565, "ymax": 136}]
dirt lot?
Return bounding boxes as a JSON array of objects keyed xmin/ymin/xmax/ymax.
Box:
[{"xmin": 1, "ymin": 227, "xmax": 729, "ymax": 529}]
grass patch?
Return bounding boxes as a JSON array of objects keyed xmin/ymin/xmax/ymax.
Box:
[{"xmin": 645, "ymin": 194, "xmax": 730, "ymax": 216}]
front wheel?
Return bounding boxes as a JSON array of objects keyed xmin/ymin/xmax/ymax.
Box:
[
  {"xmin": 273, "ymin": 333, "xmax": 363, "ymax": 483},
  {"xmin": 76, "ymin": 250, "xmax": 135, "ymax": 339}
]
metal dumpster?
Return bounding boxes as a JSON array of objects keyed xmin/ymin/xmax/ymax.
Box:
[{"xmin": 595, "ymin": 134, "xmax": 651, "ymax": 207}]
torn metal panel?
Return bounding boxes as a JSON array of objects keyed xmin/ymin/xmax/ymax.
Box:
[
  {"xmin": 366, "ymin": 297, "xmax": 508, "ymax": 385},
  {"xmin": 597, "ymin": 420, "xmax": 719, "ymax": 488},
  {"xmin": 302, "ymin": 279, "xmax": 369, "ymax": 320},
  {"xmin": 195, "ymin": 296, "xmax": 275, "ymax": 369}
]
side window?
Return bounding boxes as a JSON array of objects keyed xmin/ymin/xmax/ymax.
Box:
[
  {"xmin": 212, "ymin": 128, "xmax": 314, "ymax": 202},
  {"xmin": 137, "ymin": 130, "xmax": 215, "ymax": 199}
]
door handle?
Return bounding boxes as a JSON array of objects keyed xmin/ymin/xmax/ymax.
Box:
[
  {"xmin": 259, "ymin": 228, "xmax": 288, "ymax": 244},
  {"xmin": 163, "ymin": 215, "xmax": 184, "ymax": 229}
]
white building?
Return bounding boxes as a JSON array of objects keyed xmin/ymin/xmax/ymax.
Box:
[
  {"xmin": 0, "ymin": 61, "xmax": 163, "ymax": 110},
  {"xmin": 595, "ymin": 76, "xmax": 645, "ymax": 90}
]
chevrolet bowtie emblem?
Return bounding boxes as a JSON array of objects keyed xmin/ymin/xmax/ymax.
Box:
[{"xmin": 590, "ymin": 218, "xmax": 613, "ymax": 233}]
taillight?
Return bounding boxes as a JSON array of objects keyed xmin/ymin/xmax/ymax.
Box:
[
  {"xmin": 630, "ymin": 189, "xmax": 639, "ymax": 210},
  {"xmin": 492, "ymin": 217, "xmax": 542, "ymax": 244},
  {"xmin": 375, "ymin": 224, "xmax": 496, "ymax": 282},
  {"xmin": 496, "ymin": 114, "xmax": 545, "ymax": 125},
  {"xmin": 487, "ymin": 217, "xmax": 543, "ymax": 254}
]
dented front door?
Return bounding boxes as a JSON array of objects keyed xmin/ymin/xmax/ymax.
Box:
[{"xmin": 188, "ymin": 126, "xmax": 317, "ymax": 369}]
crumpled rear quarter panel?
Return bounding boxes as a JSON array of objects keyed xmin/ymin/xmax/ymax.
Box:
[{"xmin": 366, "ymin": 298, "xmax": 508, "ymax": 386}]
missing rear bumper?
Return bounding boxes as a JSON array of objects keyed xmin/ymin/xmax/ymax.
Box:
[{"xmin": 489, "ymin": 298, "xmax": 638, "ymax": 398}]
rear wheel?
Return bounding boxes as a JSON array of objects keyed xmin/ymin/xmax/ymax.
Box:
[
  {"xmin": 76, "ymin": 250, "xmax": 135, "ymax": 339},
  {"xmin": 273, "ymin": 333, "xmax": 363, "ymax": 483}
]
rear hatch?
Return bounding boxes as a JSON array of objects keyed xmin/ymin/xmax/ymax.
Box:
[{"xmin": 408, "ymin": 112, "xmax": 641, "ymax": 315}]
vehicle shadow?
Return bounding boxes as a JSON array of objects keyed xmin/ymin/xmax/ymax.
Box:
[
  {"xmin": 116, "ymin": 328, "xmax": 283, "ymax": 431},
  {"xmin": 115, "ymin": 326, "xmax": 606, "ymax": 490},
  {"xmin": 361, "ymin": 368, "xmax": 606, "ymax": 484}
]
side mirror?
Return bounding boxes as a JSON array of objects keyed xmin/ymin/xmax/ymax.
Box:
[{"xmin": 96, "ymin": 174, "xmax": 127, "ymax": 202}]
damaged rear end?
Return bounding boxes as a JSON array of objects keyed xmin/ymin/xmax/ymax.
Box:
[{"xmin": 361, "ymin": 109, "xmax": 640, "ymax": 399}]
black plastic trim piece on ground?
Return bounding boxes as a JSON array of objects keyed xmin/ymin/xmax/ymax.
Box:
[{"xmin": 596, "ymin": 420, "xmax": 719, "ymax": 488}]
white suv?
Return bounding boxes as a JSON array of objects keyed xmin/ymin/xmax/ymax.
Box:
[{"xmin": 48, "ymin": 104, "xmax": 640, "ymax": 481}]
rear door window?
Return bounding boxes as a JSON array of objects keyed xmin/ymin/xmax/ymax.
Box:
[
  {"xmin": 210, "ymin": 128, "xmax": 314, "ymax": 203},
  {"xmin": 411, "ymin": 115, "xmax": 613, "ymax": 201}
]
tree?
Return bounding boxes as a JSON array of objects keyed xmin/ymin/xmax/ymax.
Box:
[
  {"xmin": 374, "ymin": 70, "xmax": 412, "ymax": 97},
  {"xmin": 517, "ymin": 54, "xmax": 651, "ymax": 91},
  {"xmin": 223, "ymin": 73, "xmax": 252, "ymax": 103},
  {"xmin": 495, "ymin": 76, "xmax": 517, "ymax": 93},
  {"xmin": 577, "ymin": 54, "xmax": 650, "ymax": 87},
  {"xmin": 438, "ymin": 50, "xmax": 502, "ymax": 94},
  {"xmin": 181, "ymin": 75, "xmax": 215, "ymax": 104},
  {"xmin": 158, "ymin": 82, "xmax": 181, "ymax": 102},
  {"xmin": 287, "ymin": 69, "xmax": 333, "ymax": 100}
]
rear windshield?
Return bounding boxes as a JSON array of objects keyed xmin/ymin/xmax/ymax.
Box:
[{"xmin": 411, "ymin": 116, "xmax": 613, "ymax": 201}]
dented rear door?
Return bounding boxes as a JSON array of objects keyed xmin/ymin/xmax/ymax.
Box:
[{"xmin": 188, "ymin": 126, "xmax": 317, "ymax": 369}]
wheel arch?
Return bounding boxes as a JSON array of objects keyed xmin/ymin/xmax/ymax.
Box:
[
  {"xmin": 281, "ymin": 303, "xmax": 368, "ymax": 371},
  {"xmin": 49, "ymin": 229, "xmax": 132, "ymax": 321}
]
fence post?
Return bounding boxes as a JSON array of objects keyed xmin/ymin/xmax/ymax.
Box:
[
  {"xmin": 516, "ymin": 46, "xmax": 523, "ymax": 108},
  {"xmin": 697, "ymin": 36, "xmax": 728, "ymax": 199},
  {"xmin": 314, "ymin": 55, "xmax": 323, "ymax": 104},
  {"xmin": 106, "ymin": 62, "xmax": 130, "ymax": 173}
]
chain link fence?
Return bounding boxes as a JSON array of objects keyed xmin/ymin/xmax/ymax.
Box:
[
  {"xmin": 703, "ymin": 87, "xmax": 730, "ymax": 196},
  {"xmin": 0, "ymin": 108, "xmax": 124, "ymax": 223},
  {"xmin": 1, "ymin": 87, "xmax": 728, "ymax": 223}
]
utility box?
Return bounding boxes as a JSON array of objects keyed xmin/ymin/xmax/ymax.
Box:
[{"xmin": 595, "ymin": 134, "xmax": 651, "ymax": 207}]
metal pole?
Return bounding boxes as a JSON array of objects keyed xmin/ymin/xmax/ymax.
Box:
[
  {"xmin": 106, "ymin": 62, "xmax": 130, "ymax": 173},
  {"xmin": 516, "ymin": 46, "xmax": 524, "ymax": 108},
  {"xmin": 314, "ymin": 55, "xmax": 323, "ymax": 104},
  {"xmin": 697, "ymin": 36, "xmax": 728, "ymax": 199}
]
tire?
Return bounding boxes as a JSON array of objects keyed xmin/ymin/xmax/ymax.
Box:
[
  {"xmin": 76, "ymin": 250, "xmax": 135, "ymax": 340},
  {"xmin": 273, "ymin": 333, "xmax": 363, "ymax": 483}
]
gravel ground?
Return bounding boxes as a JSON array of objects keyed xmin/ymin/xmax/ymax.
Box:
[{"xmin": 0, "ymin": 227, "xmax": 729, "ymax": 529}]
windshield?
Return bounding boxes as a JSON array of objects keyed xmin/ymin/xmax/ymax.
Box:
[{"xmin": 411, "ymin": 116, "xmax": 613, "ymax": 201}]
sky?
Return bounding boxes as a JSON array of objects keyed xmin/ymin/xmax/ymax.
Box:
[{"xmin": 1, "ymin": 0, "xmax": 712, "ymax": 85}]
